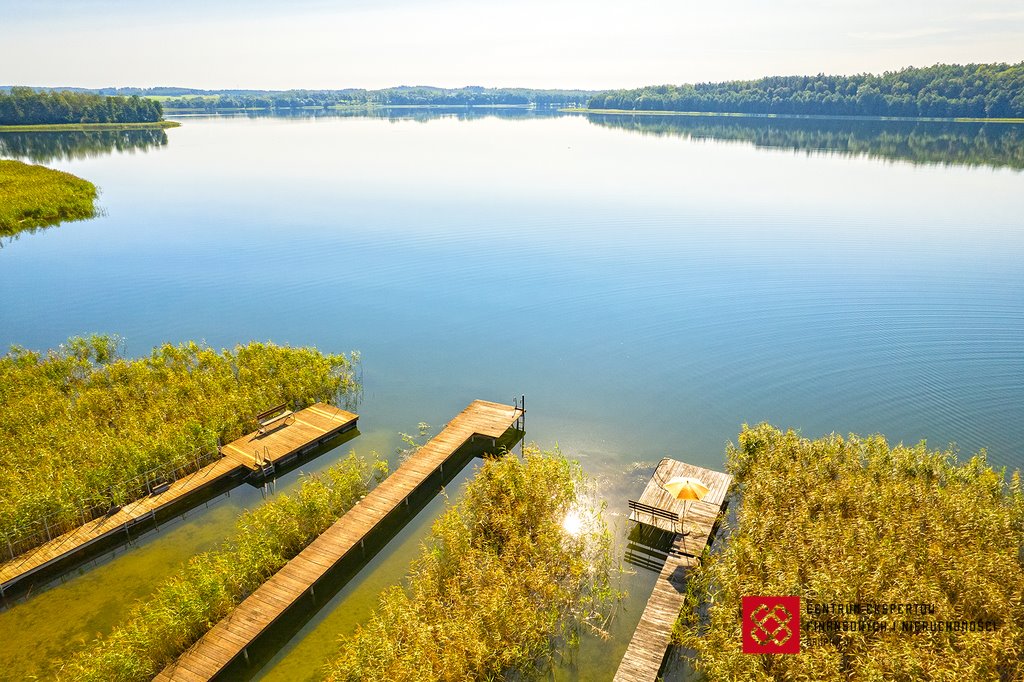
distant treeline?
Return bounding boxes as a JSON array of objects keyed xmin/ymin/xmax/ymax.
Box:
[
  {"xmin": 588, "ymin": 63, "xmax": 1024, "ymax": 118},
  {"xmin": 0, "ymin": 87, "xmax": 163, "ymax": 125},
  {"xmin": 0, "ymin": 85, "xmax": 594, "ymax": 111},
  {"xmin": 587, "ymin": 113, "xmax": 1024, "ymax": 170},
  {"xmin": 156, "ymin": 86, "xmax": 595, "ymax": 110},
  {"xmin": 0, "ymin": 86, "xmax": 210, "ymax": 97}
]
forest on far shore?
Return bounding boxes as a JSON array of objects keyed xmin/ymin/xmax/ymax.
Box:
[
  {"xmin": 587, "ymin": 63, "xmax": 1024, "ymax": 118},
  {"xmin": 4, "ymin": 62, "xmax": 1023, "ymax": 120},
  {"xmin": 0, "ymin": 88, "xmax": 164, "ymax": 126}
]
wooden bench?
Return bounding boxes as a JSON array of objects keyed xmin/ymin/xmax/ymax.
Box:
[
  {"xmin": 256, "ymin": 403, "xmax": 293, "ymax": 434},
  {"xmin": 628, "ymin": 499, "xmax": 680, "ymax": 533}
]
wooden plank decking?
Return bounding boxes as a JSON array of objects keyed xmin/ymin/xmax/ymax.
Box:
[
  {"xmin": 0, "ymin": 403, "xmax": 358, "ymax": 597},
  {"xmin": 614, "ymin": 459, "xmax": 733, "ymax": 682},
  {"xmin": 156, "ymin": 399, "xmax": 524, "ymax": 681},
  {"xmin": 0, "ymin": 456, "xmax": 242, "ymax": 595},
  {"xmin": 220, "ymin": 403, "xmax": 358, "ymax": 470},
  {"xmin": 614, "ymin": 538, "xmax": 698, "ymax": 682}
]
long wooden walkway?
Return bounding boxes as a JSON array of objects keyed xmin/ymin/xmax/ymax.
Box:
[
  {"xmin": 614, "ymin": 459, "xmax": 732, "ymax": 682},
  {"xmin": 0, "ymin": 403, "xmax": 358, "ymax": 598},
  {"xmin": 156, "ymin": 399, "xmax": 524, "ymax": 681}
]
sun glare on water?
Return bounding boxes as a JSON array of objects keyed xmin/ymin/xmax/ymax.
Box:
[{"xmin": 562, "ymin": 510, "xmax": 583, "ymax": 537}]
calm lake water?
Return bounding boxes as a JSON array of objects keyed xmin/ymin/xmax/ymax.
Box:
[{"xmin": 1, "ymin": 110, "xmax": 1022, "ymax": 680}]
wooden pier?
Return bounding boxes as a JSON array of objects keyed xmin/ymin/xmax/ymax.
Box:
[
  {"xmin": 614, "ymin": 458, "xmax": 732, "ymax": 682},
  {"xmin": 156, "ymin": 399, "xmax": 524, "ymax": 681},
  {"xmin": 220, "ymin": 403, "xmax": 358, "ymax": 472},
  {"xmin": 0, "ymin": 403, "xmax": 358, "ymax": 598}
]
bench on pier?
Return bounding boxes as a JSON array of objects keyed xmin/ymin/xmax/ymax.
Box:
[
  {"xmin": 256, "ymin": 403, "xmax": 293, "ymax": 435},
  {"xmin": 628, "ymin": 499, "xmax": 681, "ymax": 534}
]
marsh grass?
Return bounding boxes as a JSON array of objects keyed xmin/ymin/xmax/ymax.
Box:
[
  {"xmin": 675, "ymin": 424, "xmax": 1024, "ymax": 680},
  {"xmin": 0, "ymin": 121, "xmax": 179, "ymax": 131},
  {"xmin": 324, "ymin": 446, "xmax": 621, "ymax": 681},
  {"xmin": 0, "ymin": 159, "xmax": 97, "ymax": 237},
  {"xmin": 0, "ymin": 336, "xmax": 360, "ymax": 557},
  {"xmin": 57, "ymin": 454, "xmax": 385, "ymax": 682}
]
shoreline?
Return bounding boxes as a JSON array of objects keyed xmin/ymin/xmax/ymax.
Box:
[
  {"xmin": 161, "ymin": 103, "xmax": 544, "ymax": 113},
  {"xmin": 566, "ymin": 107, "xmax": 1024, "ymax": 124},
  {"xmin": 0, "ymin": 120, "xmax": 180, "ymax": 132}
]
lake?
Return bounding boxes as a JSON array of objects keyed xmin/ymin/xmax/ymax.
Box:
[{"xmin": 1, "ymin": 109, "xmax": 1022, "ymax": 680}]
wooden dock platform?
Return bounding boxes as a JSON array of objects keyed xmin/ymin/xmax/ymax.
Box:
[
  {"xmin": 220, "ymin": 403, "xmax": 358, "ymax": 471},
  {"xmin": 156, "ymin": 399, "xmax": 524, "ymax": 681},
  {"xmin": 0, "ymin": 403, "xmax": 358, "ymax": 599},
  {"xmin": 614, "ymin": 458, "xmax": 732, "ymax": 682}
]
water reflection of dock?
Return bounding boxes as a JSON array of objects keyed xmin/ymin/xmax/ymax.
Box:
[
  {"xmin": 615, "ymin": 458, "xmax": 732, "ymax": 682},
  {"xmin": 156, "ymin": 399, "xmax": 525, "ymax": 682}
]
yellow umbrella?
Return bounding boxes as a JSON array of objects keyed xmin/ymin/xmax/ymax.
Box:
[
  {"xmin": 663, "ymin": 476, "xmax": 709, "ymax": 537},
  {"xmin": 663, "ymin": 476, "xmax": 710, "ymax": 501}
]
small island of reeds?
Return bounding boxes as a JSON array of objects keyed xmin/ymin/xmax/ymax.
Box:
[
  {"xmin": 676, "ymin": 424, "xmax": 1024, "ymax": 680},
  {"xmin": 0, "ymin": 159, "xmax": 98, "ymax": 237}
]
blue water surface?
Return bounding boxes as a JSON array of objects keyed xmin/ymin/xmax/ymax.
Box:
[{"xmin": 1, "ymin": 110, "xmax": 1021, "ymax": 680}]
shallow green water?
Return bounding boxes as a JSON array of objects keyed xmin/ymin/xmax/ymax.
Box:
[{"xmin": 0, "ymin": 109, "xmax": 1021, "ymax": 680}]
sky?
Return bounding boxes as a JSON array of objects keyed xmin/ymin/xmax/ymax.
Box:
[{"xmin": 2, "ymin": 0, "xmax": 1023, "ymax": 90}]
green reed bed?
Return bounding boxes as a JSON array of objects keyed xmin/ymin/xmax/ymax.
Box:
[
  {"xmin": 675, "ymin": 424, "xmax": 1024, "ymax": 681},
  {"xmin": 0, "ymin": 159, "xmax": 97, "ymax": 237},
  {"xmin": 324, "ymin": 447, "xmax": 620, "ymax": 681},
  {"xmin": 0, "ymin": 336, "xmax": 359, "ymax": 556},
  {"xmin": 57, "ymin": 454, "xmax": 386, "ymax": 681}
]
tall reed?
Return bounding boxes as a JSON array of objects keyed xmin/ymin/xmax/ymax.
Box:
[
  {"xmin": 0, "ymin": 336, "xmax": 360, "ymax": 557},
  {"xmin": 58, "ymin": 454, "xmax": 386, "ymax": 682},
  {"xmin": 675, "ymin": 424, "xmax": 1024, "ymax": 680},
  {"xmin": 325, "ymin": 446, "xmax": 620, "ymax": 681},
  {"xmin": 0, "ymin": 159, "xmax": 97, "ymax": 237}
]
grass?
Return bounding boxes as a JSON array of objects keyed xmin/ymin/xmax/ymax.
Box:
[
  {"xmin": 57, "ymin": 454, "xmax": 387, "ymax": 682},
  {"xmin": 0, "ymin": 336, "xmax": 360, "ymax": 558},
  {"xmin": 324, "ymin": 446, "xmax": 621, "ymax": 680},
  {"xmin": 0, "ymin": 159, "xmax": 97, "ymax": 237},
  {"xmin": 674, "ymin": 424, "xmax": 1024, "ymax": 680},
  {"xmin": 0, "ymin": 121, "xmax": 179, "ymax": 132}
]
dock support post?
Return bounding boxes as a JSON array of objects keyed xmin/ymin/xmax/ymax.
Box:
[
  {"xmin": 243, "ymin": 648, "xmax": 250, "ymax": 665},
  {"xmin": 520, "ymin": 394, "xmax": 526, "ymax": 455}
]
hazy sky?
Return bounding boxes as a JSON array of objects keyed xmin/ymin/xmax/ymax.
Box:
[{"xmin": 3, "ymin": 0, "xmax": 1022, "ymax": 89}]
